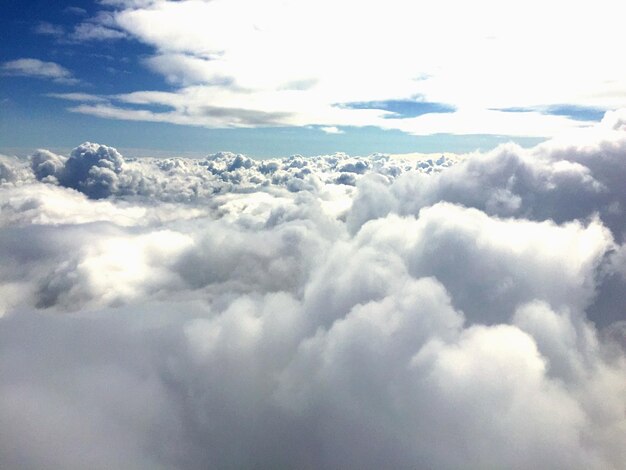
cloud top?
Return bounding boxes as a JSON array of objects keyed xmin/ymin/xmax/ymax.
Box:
[{"xmin": 1, "ymin": 115, "xmax": 626, "ymax": 468}]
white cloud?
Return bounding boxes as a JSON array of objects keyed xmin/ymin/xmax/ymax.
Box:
[
  {"xmin": 64, "ymin": 10, "xmax": 128, "ymax": 42},
  {"xmin": 0, "ymin": 58, "xmax": 79, "ymax": 85},
  {"xmin": 320, "ymin": 126, "xmax": 344, "ymax": 134},
  {"xmin": 1, "ymin": 119, "xmax": 626, "ymax": 468},
  {"xmin": 53, "ymin": 0, "xmax": 626, "ymax": 135},
  {"xmin": 143, "ymin": 53, "xmax": 232, "ymax": 86}
]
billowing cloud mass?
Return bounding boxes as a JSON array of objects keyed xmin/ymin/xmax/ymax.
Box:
[
  {"xmin": 1, "ymin": 113, "xmax": 626, "ymax": 469},
  {"xmin": 47, "ymin": 0, "xmax": 626, "ymax": 137},
  {"xmin": 0, "ymin": 58, "xmax": 79, "ymax": 84}
]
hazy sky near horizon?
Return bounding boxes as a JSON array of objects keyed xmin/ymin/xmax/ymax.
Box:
[{"xmin": 2, "ymin": 0, "xmax": 625, "ymax": 156}]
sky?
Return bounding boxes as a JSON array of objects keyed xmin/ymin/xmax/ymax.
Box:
[
  {"xmin": 1, "ymin": 3, "xmax": 626, "ymax": 468},
  {"xmin": 2, "ymin": 0, "xmax": 625, "ymax": 157}
]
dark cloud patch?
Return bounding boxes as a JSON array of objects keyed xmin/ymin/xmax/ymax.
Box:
[
  {"xmin": 31, "ymin": 143, "xmax": 125, "ymax": 199},
  {"xmin": 60, "ymin": 142, "xmax": 125, "ymax": 198},
  {"xmin": 30, "ymin": 149, "xmax": 67, "ymax": 182}
]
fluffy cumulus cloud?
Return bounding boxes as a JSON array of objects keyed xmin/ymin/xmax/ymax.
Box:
[
  {"xmin": 1, "ymin": 115, "xmax": 626, "ymax": 469},
  {"xmin": 30, "ymin": 142, "xmax": 125, "ymax": 199}
]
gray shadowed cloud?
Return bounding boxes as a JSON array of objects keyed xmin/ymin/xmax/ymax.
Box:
[
  {"xmin": 31, "ymin": 142, "xmax": 124, "ymax": 199},
  {"xmin": 196, "ymin": 105, "xmax": 294, "ymax": 126}
]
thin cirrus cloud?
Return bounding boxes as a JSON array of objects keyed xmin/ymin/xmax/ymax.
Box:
[
  {"xmin": 0, "ymin": 111, "xmax": 625, "ymax": 469},
  {"xmin": 44, "ymin": 0, "xmax": 626, "ymax": 137},
  {"xmin": 32, "ymin": 21, "xmax": 65, "ymax": 37},
  {"xmin": 32, "ymin": 11, "xmax": 127, "ymax": 43},
  {"xmin": 63, "ymin": 6, "xmax": 88, "ymax": 16},
  {"xmin": 1, "ymin": 58, "xmax": 79, "ymax": 85},
  {"xmin": 71, "ymin": 22, "xmax": 127, "ymax": 41}
]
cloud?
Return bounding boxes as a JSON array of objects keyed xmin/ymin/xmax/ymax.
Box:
[
  {"xmin": 320, "ymin": 126, "xmax": 343, "ymax": 134},
  {"xmin": 47, "ymin": 92, "xmax": 107, "ymax": 103},
  {"xmin": 46, "ymin": 0, "xmax": 625, "ymax": 135},
  {"xmin": 64, "ymin": 6, "xmax": 88, "ymax": 16},
  {"xmin": 31, "ymin": 11, "xmax": 126, "ymax": 44},
  {"xmin": 33, "ymin": 22, "xmax": 65, "ymax": 37},
  {"xmin": 0, "ymin": 154, "xmax": 33, "ymax": 185},
  {"xmin": 71, "ymin": 22, "xmax": 127, "ymax": 41},
  {"xmin": 0, "ymin": 58, "xmax": 79, "ymax": 85},
  {"xmin": 1, "ymin": 116, "xmax": 626, "ymax": 468},
  {"xmin": 55, "ymin": 10, "xmax": 129, "ymax": 43},
  {"xmin": 143, "ymin": 53, "xmax": 234, "ymax": 87}
]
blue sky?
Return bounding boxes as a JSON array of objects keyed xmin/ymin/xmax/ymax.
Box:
[{"xmin": 1, "ymin": 0, "xmax": 623, "ymax": 157}]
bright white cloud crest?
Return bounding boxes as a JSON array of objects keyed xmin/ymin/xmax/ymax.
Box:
[
  {"xmin": 50, "ymin": 0, "xmax": 626, "ymax": 136},
  {"xmin": 1, "ymin": 115, "xmax": 625, "ymax": 468}
]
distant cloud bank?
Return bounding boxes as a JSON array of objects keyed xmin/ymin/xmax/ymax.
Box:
[{"xmin": 1, "ymin": 111, "xmax": 625, "ymax": 469}]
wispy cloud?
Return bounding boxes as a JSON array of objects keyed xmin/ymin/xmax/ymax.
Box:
[
  {"xmin": 1, "ymin": 58, "xmax": 80, "ymax": 85},
  {"xmin": 71, "ymin": 22, "xmax": 127, "ymax": 41},
  {"xmin": 70, "ymin": 12, "xmax": 127, "ymax": 42},
  {"xmin": 80, "ymin": 0, "xmax": 624, "ymax": 136},
  {"xmin": 0, "ymin": 117, "xmax": 625, "ymax": 468},
  {"xmin": 36, "ymin": 10, "xmax": 127, "ymax": 43},
  {"xmin": 64, "ymin": 6, "xmax": 88, "ymax": 16},
  {"xmin": 320, "ymin": 126, "xmax": 344, "ymax": 134},
  {"xmin": 33, "ymin": 22, "xmax": 65, "ymax": 37},
  {"xmin": 47, "ymin": 92, "xmax": 107, "ymax": 103},
  {"xmin": 25, "ymin": 0, "xmax": 625, "ymax": 137},
  {"xmin": 33, "ymin": 9, "xmax": 128, "ymax": 45}
]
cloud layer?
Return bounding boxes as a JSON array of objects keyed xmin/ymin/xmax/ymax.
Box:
[
  {"xmin": 1, "ymin": 115, "xmax": 626, "ymax": 469},
  {"xmin": 39, "ymin": 0, "xmax": 626, "ymax": 137}
]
